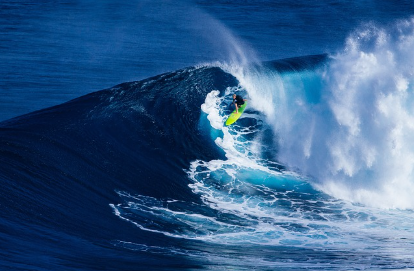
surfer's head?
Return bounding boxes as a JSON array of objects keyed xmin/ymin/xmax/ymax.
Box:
[{"xmin": 233, "ymin": 94, "xmax": 236, "ymax": 99}]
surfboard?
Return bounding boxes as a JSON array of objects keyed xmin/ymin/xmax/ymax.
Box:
[{"xmin": 225, "ymin": 101, "xmax": 247, "ymax": 126}]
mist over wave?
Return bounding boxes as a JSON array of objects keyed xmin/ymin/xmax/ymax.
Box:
[{"xmin": 229, "ymin": 18, "xmax": 414, "ymax": 209}]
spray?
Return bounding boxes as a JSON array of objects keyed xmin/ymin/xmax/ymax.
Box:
[{"xmin": 229, "ymin": 19, "xmax": 414, "ymax": 209}]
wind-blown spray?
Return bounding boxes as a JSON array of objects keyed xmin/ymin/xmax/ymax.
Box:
[
  {"xmin": 228, "ymin": 19, "xmax": 414, "ymax": 209},
  {"xmin": 318, "ymin": 20, "xmax": 414, "ymax": 209}
]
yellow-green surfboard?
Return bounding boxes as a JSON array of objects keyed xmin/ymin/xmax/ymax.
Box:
[{"xmin": 225, "ymin": 102, "xmax": 247, "ymax": 126}]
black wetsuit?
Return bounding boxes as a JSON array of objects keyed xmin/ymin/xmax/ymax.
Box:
[{"xmin": 234, "ymin": 95, "xmax": 245, "ymax": 107}]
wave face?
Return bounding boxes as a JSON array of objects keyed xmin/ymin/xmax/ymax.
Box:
[
  {"xmin": 1, "ymin": 53, "xmax": 414, "ymax": 269},
  {"xmin": 0, "ymin": 66, "xmax": 240, "ymax": 270}
]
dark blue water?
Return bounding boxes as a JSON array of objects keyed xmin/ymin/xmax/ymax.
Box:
[{"xmin": 1, "ymin": 1, "xmax": 414, "ymax": 270}]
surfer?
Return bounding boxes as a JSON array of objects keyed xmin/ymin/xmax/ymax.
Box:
[{"xmin": 233, "ymin": 94, "xmax": 247, "ymax": 114}]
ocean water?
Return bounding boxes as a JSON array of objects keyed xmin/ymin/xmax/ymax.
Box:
[{"xmin": 1, "ymin": 0, "xmax": 414, "ymax": 270}]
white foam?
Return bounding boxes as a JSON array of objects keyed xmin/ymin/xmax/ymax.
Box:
[
  {"xmin": 315, "ymin": 21, "xmax": 414, "ymax": 209},
  {"xmin": 188, "ymin": 90, "xmax": 361, "ymax": 247},
  {"xmin": 200, "ymin": 90, "xmax": 223, "ymax": 130},
  {"xmin": 220, "ymin": 19, "xmax": 414, "ymax": 210}
]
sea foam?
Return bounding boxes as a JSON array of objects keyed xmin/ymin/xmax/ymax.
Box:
[{"xmin": 227, "ymin": 19, "xmax": 414, "ymax": 209}]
